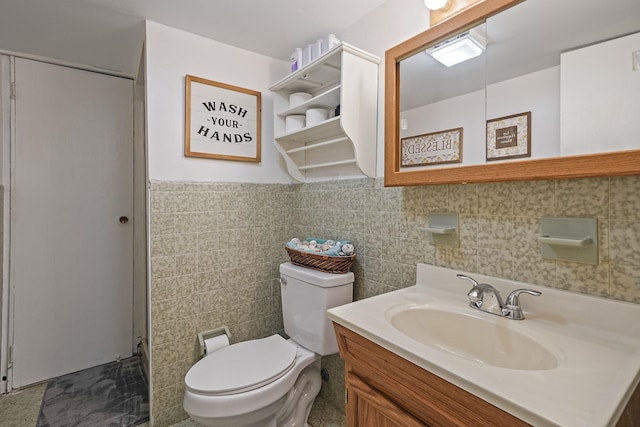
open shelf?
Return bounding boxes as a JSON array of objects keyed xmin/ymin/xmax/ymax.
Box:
[{"xmin": 270, "ymin": 43, "xmax": 380, "ymax": 182}]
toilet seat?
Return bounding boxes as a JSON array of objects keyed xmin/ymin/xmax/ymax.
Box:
[{"xmin": 185, "ymin": 334, "xmax": 298, "ymax": 396}]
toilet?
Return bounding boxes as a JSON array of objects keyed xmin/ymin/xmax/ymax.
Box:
[{"xmin": 183, "ymin": 262, "xmax": 354, "ymax": 427}]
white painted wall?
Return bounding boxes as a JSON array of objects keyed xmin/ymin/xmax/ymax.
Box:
[
  {"xmin": 401, "ymin": 90, "xmax": 486, "ymax": 168},
  {"xmin": 145, "ymin": 21, "xmax": 292, "ymax": 183},
  {"xmin": 487, "ymin": 66, "xmax": 560, "ymax": 159},
  {"xmin": 342, "ymin": 1, "xmax": 431, "ymax": 177},
  {"xmin": 400, "ymin": 66, "xmax": 560, "ymax": 166},
  {"xmin": 144, "ymin": 2, "xmax": 431, "ymax": 182},
  {"xmin": 561, "ymin": 32, "xmax": 640, "ymax": 156}
]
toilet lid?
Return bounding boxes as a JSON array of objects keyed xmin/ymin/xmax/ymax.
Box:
[{"xmin": 185, "ymin": 334, "xmax": 298, "ymax": 395}]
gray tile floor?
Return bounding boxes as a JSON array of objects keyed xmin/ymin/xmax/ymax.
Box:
[{"xmin": 0, "ymin": 382, "xmax": 344, "ymax": 427}]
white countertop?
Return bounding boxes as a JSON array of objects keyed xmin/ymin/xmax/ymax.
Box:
[{"xmin": 327, "ymin": 264, "xmax": 640, "ymax": 427}]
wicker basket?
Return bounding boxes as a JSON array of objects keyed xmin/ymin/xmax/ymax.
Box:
[{"xmin": 285, "ymin": 246, "xmax": 356, "ymax": 274}]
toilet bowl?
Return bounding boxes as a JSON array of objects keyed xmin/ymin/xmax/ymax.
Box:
[
  {"xmin": 183, "ymin": 262, "xmax": 354, "ymax": 427},
  {"xmin": 184, "ymin": 335, "xmax": 320, "ymax": 427}
]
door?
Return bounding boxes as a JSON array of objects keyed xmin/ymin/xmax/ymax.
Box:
[
  {"xmin": 10, "ymin": 58, "xmax": 133, "ymax": 388},
  {"xmin": 347, "ymin": 373, "xmax": 425, "ymax": 427}
]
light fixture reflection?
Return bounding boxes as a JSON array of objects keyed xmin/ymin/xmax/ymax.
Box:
[
  {"xmin": 426, "ymin": 28, "xmax": 486, "ymax": 67},
  {"xmin": 424, "ymin": 0, "xmax": 452, "ymax": 10}
]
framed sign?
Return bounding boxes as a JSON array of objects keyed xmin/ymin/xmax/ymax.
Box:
[
  {"xmin": 185, "ymin": 75, "xmax": 261, "ymax": 162},
  {"xmin": 486, "ymin": 112, "xmax": 531, "ymax": 161},
  {"xmin": 401, "ymin": 127, "xmax": 463, "ymax": 167}
]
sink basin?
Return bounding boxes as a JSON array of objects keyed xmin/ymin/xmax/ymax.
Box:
[
  {"xmin": 328, "ymin": 263, "xmax": 640, "ymax": 426},
  {"xmin": 388, "ymin": 306, "xmax": 558, "ymax": 370}
]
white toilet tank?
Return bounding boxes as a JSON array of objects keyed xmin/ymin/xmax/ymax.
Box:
[{"xmin": 280, "ymin": 262, "xmax": 354, "ymax": 356}]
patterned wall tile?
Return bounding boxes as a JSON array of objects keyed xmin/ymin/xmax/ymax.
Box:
[
  {"xmin": 611, "ymin": 264, "xmax": 640, "ymax": 303},
  {"xmin": 151, "ymin": 256, "xmax": 176, "ymax": 280},
  {"xmin": 556, "ymin": 178, "xmax": 609, "ymax": 218},
  {"xmin": 511, "ymin": 252, "xmax": 556, "ymax": 287},
  {"xmin": 149, "ymin": 177, "xmax": 640, "ymax": 425},
  {"xmin": 175, "ymin": 192, "xmax": 199, "ymax": 212},
  {"xmin": 175, "ymin": 212, "xmax": 199, "ymax": 234},
  {"xmin": 448, "ymin": 183, "xmax": 478, "ymax": 214},
  {"xmin": 512, "ymin": 180, "xmax": 555, "ymax": 217},
  {"xmin": 151, "ymin": 212, "xmax": 176, "ymax": 236},
  {"xmin": 176, "ymin": 274, "xmax": 198, "ymax": 296},
  {"xmin": 151, "ymin": 277, "xmax": 177, "ymax": 303},
  {"xmin": 176, "ymin": 233, "xmax": 198, "ymax": 255},
  {"xmin": 556, "ymin": 262, "xmax": 610, "ymax": 297},
  {"xmin": 610, "ymin": 220, "xmax": 640, "ymax": 265},
  {"xmin": 478, "ymin": 182, "xmax": 513, "ymax": 216},
  {"xmin": 458, "ymin": 214, "xmax": 478, "ymax": 247},
  {"xmin": 477, "ymin": 216, "xmax": 514, "ymax": 250},
  {"xmin": 512, "ymin": 216, "xmax": 540, "ymax": 255},
  {"xmin": 151, "ymin": 320, "xmax": 176, "ymax": 348},
  {"xmin": 151, "ymin": 191, "xmax": 177, "ymax": 213},
  {"xmin": 151, "ymin": 299, "xmax": 177, "ymax": 323},
  {"xmin": 149, "ymin": 182, "xmax": 296, "ymax": 426},
  {"xmin": 477, "ymin": 248, "xmax": 513, "ymax": 278},
  {"xmin": 610, "ymin": 176, "xmax": 640, "ymax": 220},
  {"xmin": 422, "ymin": 185, "xmax": 449, "ymax": 213},
  {"xmin": 151, "ymin": 385, "xmax": 184, "ymax": 427},
  {"xmin": 381, "ymin": 186, "xmax": 403, "ymax": 212},
  {"xmin": 436, "ymin": 246, "xmax": 478, "ymax": 271},
  {"xmin": 151, "ymin": 235, "xmax": 176, "ymax": 257}
]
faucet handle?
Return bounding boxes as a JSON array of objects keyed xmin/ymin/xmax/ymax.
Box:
[
  {"xmin": 457, "ymin": 274, "xmax": 480, "ymax": 288},
  {"xmin": 503, "ymin": 289, "xmax": 541, "ymax": 320},
  {"xmin": 457, "ymin": 274, "xmax": 483, "ymax": 307}
]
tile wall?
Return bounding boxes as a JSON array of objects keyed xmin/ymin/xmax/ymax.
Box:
[
  {"xmin": 149, "ymin": 181, "xmax": 292, "ymax": 425},
  {"xmin": 149, "ymin": 176, "xmax": 640, "ymax": 426}
]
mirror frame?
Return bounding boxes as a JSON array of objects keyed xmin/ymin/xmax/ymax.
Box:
[{"xmin": 384, "ymin": 0, "xmax": 640, "ymax": 186}]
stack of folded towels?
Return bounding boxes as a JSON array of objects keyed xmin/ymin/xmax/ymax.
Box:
[{"xmin": 287, "ymin": 238, "xmax": 355, "ymax": 257}]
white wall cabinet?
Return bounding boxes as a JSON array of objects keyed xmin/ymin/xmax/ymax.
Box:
[{"xmin": 270, "ymin": 43, "xmax": 379, "ymax": 182}]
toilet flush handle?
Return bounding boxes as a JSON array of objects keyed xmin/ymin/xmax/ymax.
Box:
[{"xmin": 280, "ymin": 278, "xmax": 287, "ymax": 286}]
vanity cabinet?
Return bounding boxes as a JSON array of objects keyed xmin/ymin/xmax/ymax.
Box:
[
  {"xmin": 348, "ymin": 372, "xmax": 424, "ymax": 427},
  {"xmin": 269, "ymin": 43, "xmax": 379, "ymax": 182},
  {"xmin": 334, "ymin": 322, "xmax": 640, "ymax": 427},
  {"xmin": 334, "ymin": 323, "xmax": 528, "ymax": 427}
]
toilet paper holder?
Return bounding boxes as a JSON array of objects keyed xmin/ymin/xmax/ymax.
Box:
[{"xmin": 197, "ymin": 325, "xmax": 231, "ymax": 357}]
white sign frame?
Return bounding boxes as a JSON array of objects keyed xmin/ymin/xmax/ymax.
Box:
[
  {"xmin": 185, "ymin": 75, "xmax": 261, "ymax": 162},
  {"xmin": 401, "ymin": 127, "xmax": 463, "ymax": 167}
]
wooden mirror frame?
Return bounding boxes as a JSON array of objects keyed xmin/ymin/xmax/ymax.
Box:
[{"xmin": 384, "ymin": 0, "xmax": 640, "ymax": 186}]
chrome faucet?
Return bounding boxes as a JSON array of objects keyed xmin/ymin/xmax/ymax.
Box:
[{"xmin": 457, "ymin": 274, "xmax": 541, "ymax": 320}]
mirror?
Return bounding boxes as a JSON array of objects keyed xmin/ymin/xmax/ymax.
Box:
[{"xmin": 385, "ymin": 0, "xmax": 640, "ymax": 186}]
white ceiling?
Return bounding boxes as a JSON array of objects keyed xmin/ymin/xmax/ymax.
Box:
[
  {"xmin": 0, "ymin": 0, "xmax": 389, "ymax": 77},
  {"xmin": 4, "ymin": 0, "xmax": 639, "ymax": 109}
]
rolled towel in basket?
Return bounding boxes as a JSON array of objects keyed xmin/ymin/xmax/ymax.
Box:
[
  {"xmin": 286, "ymin": 241, "xmax": 340, "ymax": 256},
  {"xmin": 287, "ymin": 239, "xmax": 352, "ymax": 257}
]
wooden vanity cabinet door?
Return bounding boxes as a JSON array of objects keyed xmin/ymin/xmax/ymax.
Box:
[{"xmin": 348, "ymin": 372, "xmax": 425, "ymax": 427}]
